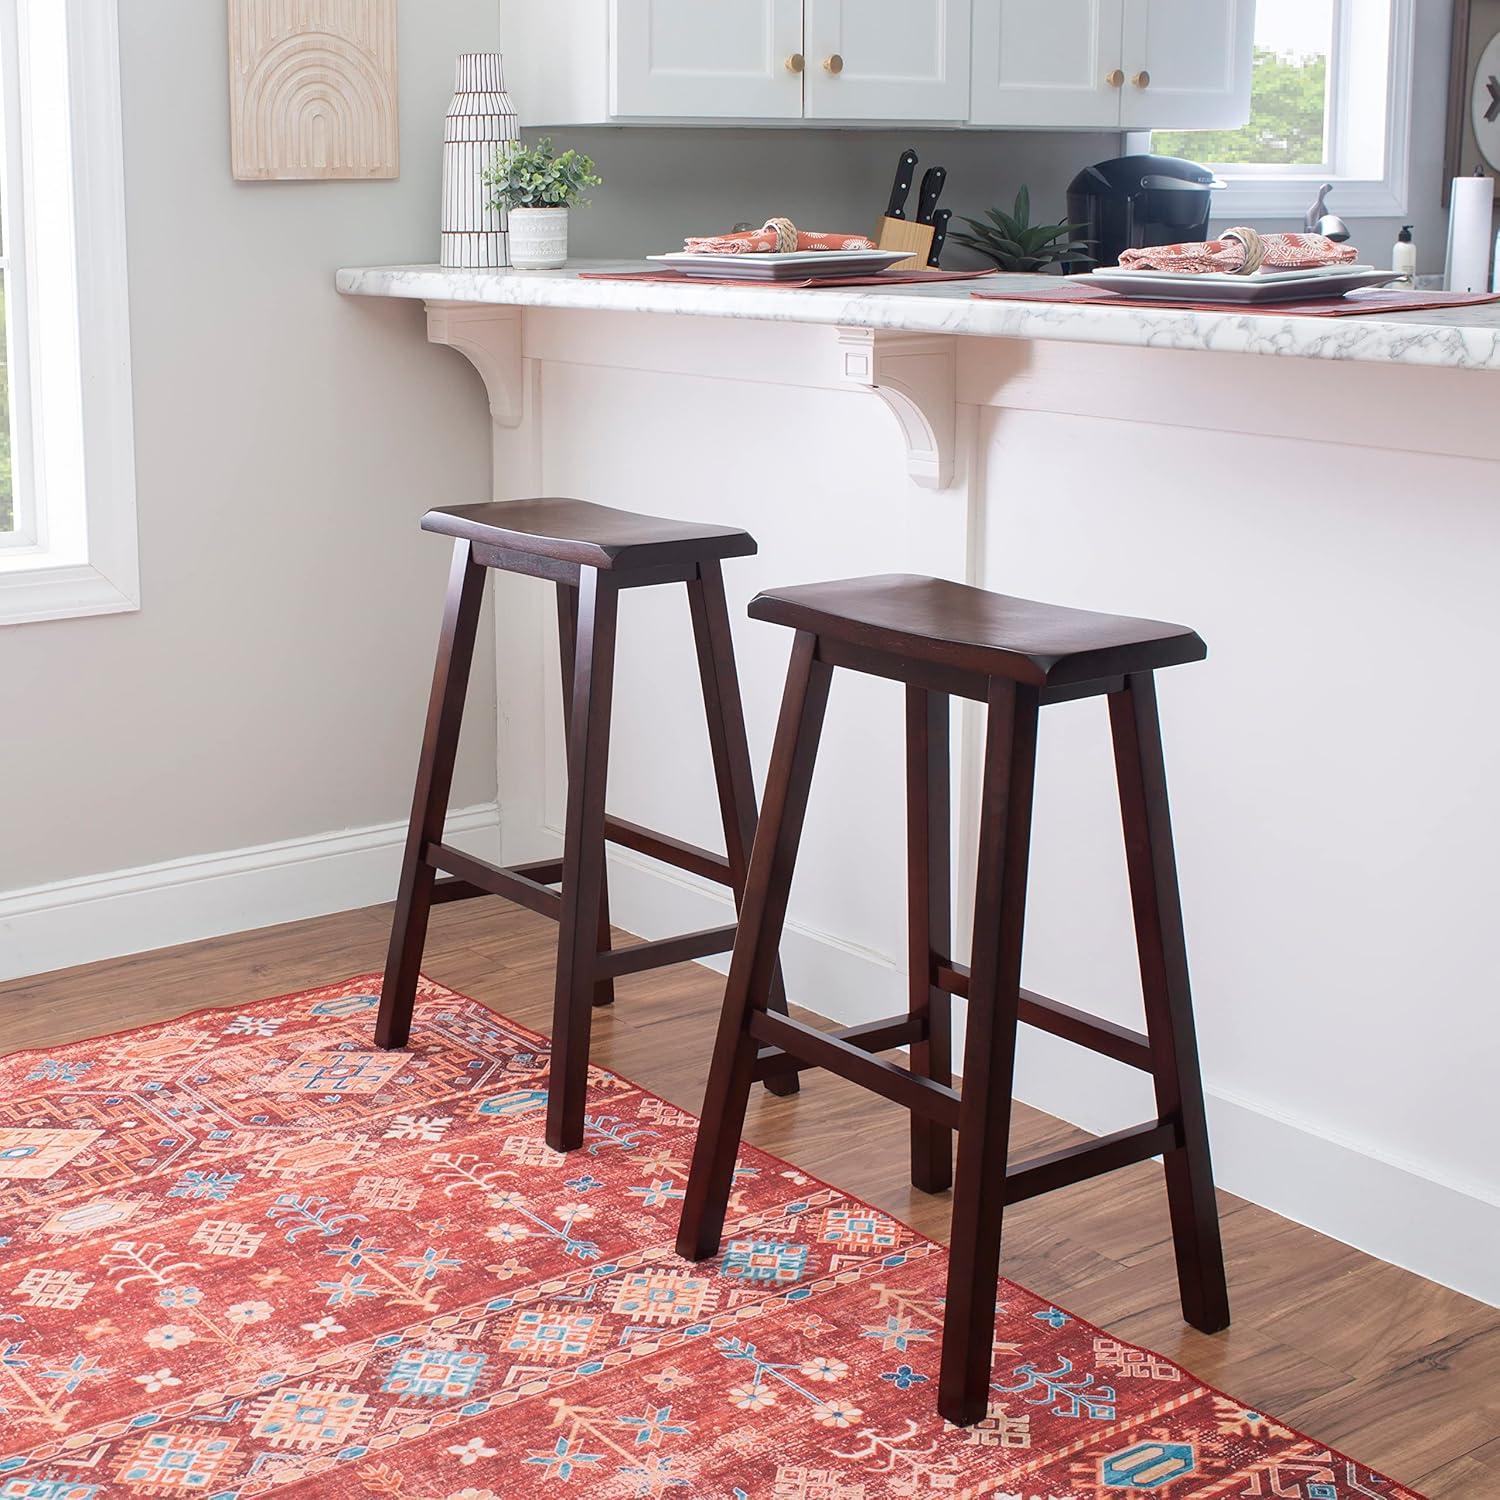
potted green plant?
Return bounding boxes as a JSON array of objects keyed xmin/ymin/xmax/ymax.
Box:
[
  {"xmin": 952, "ymin": 186, "xmax": 1094, "ymax": 273},
  {"xmin": 484, "ymin": 137, "xmax": 602, "ymax": 270}
]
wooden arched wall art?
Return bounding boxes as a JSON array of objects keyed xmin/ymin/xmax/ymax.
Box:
[{"xmin": 228, "ymin": 0, "xmax": 399, "ymax": 181}]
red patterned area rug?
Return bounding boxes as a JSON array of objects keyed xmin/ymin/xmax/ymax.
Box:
[{"xmin": 0, "ymin": 975, "xmax": 1419, "ymax": 1499}]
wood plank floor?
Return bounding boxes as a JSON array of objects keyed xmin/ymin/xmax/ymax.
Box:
[{"xmin": 2, "ymin": 897, "xmax": 1492, "ymax": 1496}]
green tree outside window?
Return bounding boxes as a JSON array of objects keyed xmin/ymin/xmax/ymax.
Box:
[{"xmin": 1155, "ymin": 48, "xmax": 1327, "ymax": 166}]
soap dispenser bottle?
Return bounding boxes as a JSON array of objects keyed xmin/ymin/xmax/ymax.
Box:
[{"xmin": 1393, "ymin": 225, "xmax": 1416, "ymax": 288}]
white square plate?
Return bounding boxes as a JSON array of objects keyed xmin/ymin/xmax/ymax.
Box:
[
  {"xmin": 648, "ymin": 249, "xmax": 912, "ymax": 281},
  {"xmin": 1086, "ymin": 266, "xmax": 1404, "ymax": 304}
]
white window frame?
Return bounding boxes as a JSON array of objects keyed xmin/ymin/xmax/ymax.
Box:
[
  {"xmin": 0, "ymin": 0, "xmax": 138, "ymax": 626},
  {"xmin": 1145, "ymin": 0, "xmax": 1415, "ymax": 222}
]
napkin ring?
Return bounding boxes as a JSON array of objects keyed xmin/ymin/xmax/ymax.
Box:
[
  {"xmin": 1222, "ymin": 226, "xmax": 1266, "ymax": 276},
  {"xmin": 762, "ymin": 217, "xmax": 799, "ymax": 253}
]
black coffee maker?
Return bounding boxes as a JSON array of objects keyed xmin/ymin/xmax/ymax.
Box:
[{"xmin": 1066, "ymin": 154, "xmax": 1223, "ymax": 269}]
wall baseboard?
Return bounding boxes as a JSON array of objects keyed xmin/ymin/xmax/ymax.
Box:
[
  {"xmin": 591, "ymin": 843, "xmax": 1500, "ymax": 1310},
  {"xmin": 0, "ymin": 804, "xmax": 503, "ymax": 984}
]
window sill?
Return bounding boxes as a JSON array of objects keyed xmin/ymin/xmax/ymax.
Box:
[
  {"xmin": 1210, "ymin": 175, "xmax": 1408, "ymax": 223},
  {"xmin": 0, "ymin": 555, "xmax": 140, "ymax": 626}
]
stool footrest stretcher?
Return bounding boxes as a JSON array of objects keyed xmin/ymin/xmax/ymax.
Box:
[
  {"xmin": 427, "ymin": 844, "xmax": 563, "ymax": 920},
  {"xmin": 749, "ymin": 1010, "xmax": 961, "ymax": 1128},
  {"xmin": 753, "ymin": 1012, "xmax": 929, "ymax": 1083},
  {"xmin": 596, "ymin": 925, "xmax": 738, "ymax": 979},
  {"xmin": 936, "ymin": 961, "xmax": 1154, "ymax": 1073},
  {"xmin": 1005, "ymin": 1118, "xmax": 1182, "ymax": 1203},
  {"xmin": 426, "ymin": 842, "xmax": 738, "ymax": 980},
  {"xmin": 604, "ymin": 815, "xmax": 734, "ymax": 885}
]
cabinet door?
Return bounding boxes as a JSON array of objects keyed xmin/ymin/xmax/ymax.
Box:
[
  {"xmin": 610, "ymin": 0, "xmax": 804, "ymax": 119},
  {"xmin": 1120, "ymin": 0, "xmax": 1253, "ymax": 130},
  {"xmin": 803, "ymin": 0, "xmax": 971, "ymax": 121},
  {"xmin": 970, "ymin": 0, "xmax": 1125, "ymax": 128}
]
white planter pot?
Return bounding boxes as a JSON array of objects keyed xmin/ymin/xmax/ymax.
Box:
[{"xmin": 508, "ymin": 207, "xmax": 569, "ymax": 269}]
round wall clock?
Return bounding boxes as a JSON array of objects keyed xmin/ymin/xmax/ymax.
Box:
[{"xmin": 1471, "ymin": 31, "xmax": 1500, "ymax": 169}]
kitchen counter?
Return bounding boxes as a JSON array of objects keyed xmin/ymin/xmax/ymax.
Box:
[
  {"xmin": 337, "ymin": 260, "xmax": 1500, "ymax": 373},
  {"xmin": 337, "ymin": 253, "xmax": 1500, "ymax": 1308}
]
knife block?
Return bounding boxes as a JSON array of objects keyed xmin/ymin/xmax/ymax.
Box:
[{"xmin": 875, "ymin": 215, "xmax": 935, "ymax": 272}]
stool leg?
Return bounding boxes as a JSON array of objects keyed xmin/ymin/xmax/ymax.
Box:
[
  {"xmin": 940, "ymin": 679, "xmax": 1039, "ymax": 1428},
  {"xmin": 547, "ymin": 569, "xmax": 620, "ymax": 1153},
  {"xmin": 687, "ymin": 561, "xmax": 799, "ymax": 1099},
  {"xmin": 1109, "ymin": 671, "xmax": 1230, "ymax": 1334},
  {"xmin": 906, "ymin": 687, "xmax": 953, "ymax": 1193},
  {"xmin": 377, "ymin": 541, "xmax": 487, "ymax": 1049},
  {"xmin": 677, "ymin": 631, "xmax": 832, "ymax": 1261},
  {"xmin": 556, "ymin": 584, "xmax": 616, "ymax": 1010}
]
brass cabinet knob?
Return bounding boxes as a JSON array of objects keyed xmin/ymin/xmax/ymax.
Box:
[
  {"xmin": 786, "ymin": 52, "xmax": 804, "ymax": 73},
  {"xmin": 1133, "ymin": 69, "xmax": 1151, "ymax": 88},
  {"xmin": 1106, "ymin": 68, "xmax": 1125, "ymax": 88},
  {"xmin": 823, "ymin": 53, "xmax": 843, "ymax": 74}
]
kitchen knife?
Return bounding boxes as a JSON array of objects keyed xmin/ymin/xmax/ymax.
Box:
[
  {"xmin": 885, "ymin": 149, "xmax": 919, "ymax": 219},
  {"xmin": 915, "ymin": 166, "xmax": 947, "ymax": 225},
  {"xmin": 926, "ymin": 207, "xmax": 952, "ymax": 266}
]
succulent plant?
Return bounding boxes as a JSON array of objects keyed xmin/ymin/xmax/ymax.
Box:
[{"xmin": 952, "ymin": 186, "xmax": 1094, "ymax": 273}]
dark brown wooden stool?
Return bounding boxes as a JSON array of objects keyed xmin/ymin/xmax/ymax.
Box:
[
  {"xmin": 676, "ymin": 573, "xmax": 1230, "ymax": 1427},
  {"xmin": 377, "ymin": 498, "xmax": 797, "ymax": 1154}
]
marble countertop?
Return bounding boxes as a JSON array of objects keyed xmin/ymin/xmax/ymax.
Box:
[{"xmin": 336, "ymin": 261, "xmax": 1500, "ymax": 373}]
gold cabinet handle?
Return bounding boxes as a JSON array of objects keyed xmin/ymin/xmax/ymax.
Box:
[
  {"xmin": 823, "ymin": 53, "xmax": 843, "ymax": 74},
  {"xmin": 1133, "ymin": 69, "xmax": 1151, "ymax": 88},
  {"xmin": 1106, "ymin": 68, "xmax": 1125, "ymax": 88},
  {"xmin": 786, "ymin": 52, "xmax": 804, "ymax": 73}
]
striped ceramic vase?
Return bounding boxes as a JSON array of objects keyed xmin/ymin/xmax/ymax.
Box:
[{"xmin": 440, "ymin": 53, "xmax": 518, "ymax": 268}]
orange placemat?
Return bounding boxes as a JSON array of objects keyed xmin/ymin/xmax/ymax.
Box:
[
  {"xmin": 971, "ymin": 281, "xmax": 1500, "ymax": 317},
  {"xmin": 578, "ymin": 267, "xmax": 1000, "ymax": 289}
]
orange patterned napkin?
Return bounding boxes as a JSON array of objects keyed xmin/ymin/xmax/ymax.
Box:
[
  {"xmin": 1119, "ymin": 231, "xmax": 1358, "ymax": 274},
  {"xmin": 685, "ymin": 216, "xmax": 878, "ymax": 254}
]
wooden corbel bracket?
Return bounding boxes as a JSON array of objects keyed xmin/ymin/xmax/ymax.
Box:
[
  {"xmin": 425, "ymin": 301, "xmax": 523, "ymax": 429},
  {"xmin": 836, "ymin": 328, "xmax": 957, "ymax": 490}
]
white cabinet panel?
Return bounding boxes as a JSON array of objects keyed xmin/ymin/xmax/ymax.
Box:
[
  {"xmin": 970, "ymin": 0, "xmax": 1126, "ymax": 128},
  {"xmin": 803, "ymin": 0, "xmax": 971, "ymax": 120},
  {"xmin": 1120, "ymin": 0, "xmax": 1253, "ymax": 130},
  {"xmin": 610, "ymin": 0, "xmax": 804, "ymax": 118}
]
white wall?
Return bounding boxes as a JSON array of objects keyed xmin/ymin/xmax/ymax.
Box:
[{"xmin": 0, "ymin": 2, "xmax": 502, "ymax": 967}]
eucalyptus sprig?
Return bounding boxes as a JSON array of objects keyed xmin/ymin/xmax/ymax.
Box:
[
  {"xmin": 485, "ymin": 137, "xmax": 601, "ymax": 212},
  {"xmin": 952, "ymin": 185, "xmax": 1094, "ymax": 272}
]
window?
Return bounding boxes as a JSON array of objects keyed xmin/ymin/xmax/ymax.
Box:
[
  {"xmin": 0, "ymin": 0, "xmax": 27, "ymax": 550},
  {"xmin": 0, "ymin": 0, "xmax": 138, "ymax": 626},
  {"xmin": 1149, "ymin": 0, "xmax": 1414, "ymax": 221}
]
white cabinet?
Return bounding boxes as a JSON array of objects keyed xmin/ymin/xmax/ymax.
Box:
[
  {"xmin": 970, "ymin": 0, "xmax": 1253, "ymax": 131},
  {"xmin": 803, "ymin": 0, "xmax": 971, "ymax": 122},
  {"xmin": 504, "ymin": 0, "xmax": 971, "ymax": 124},
  {"xmin": 502, "ymin": 0, "xmax": 1252, "ymax": 131},
  {"xmin": 610, "ymin": 0, "xmax": 804, "ymax": 120},
  {"xmin": 1120, "ymin": 0, "xmax": 1255, "ymax": 131},
  {"xmin": 971, "ymin": 0, "xmax": 1125, "ymax": 129}
]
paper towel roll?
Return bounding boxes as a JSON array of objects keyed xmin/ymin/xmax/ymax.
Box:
[{"xmin": 1446, "ymin": 173, "xmax": 1494, "ymax": 292}]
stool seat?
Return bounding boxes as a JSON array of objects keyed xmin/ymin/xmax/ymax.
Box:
[
  {"xmin": 750, "ymin": 574, "xmax": 1206, "ymax": 688},
  {"xmin": 424, "ymin": 498, "xmax": 757, "ymax": 572}
]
